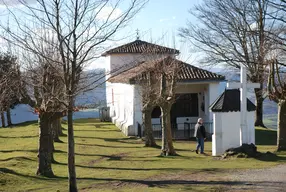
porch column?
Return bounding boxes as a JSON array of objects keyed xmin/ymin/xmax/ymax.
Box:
[{"xmin": 208, "ymin": 83, "xmax": 219, "ymax": 122}]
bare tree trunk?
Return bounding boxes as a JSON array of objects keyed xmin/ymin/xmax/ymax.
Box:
[
  {"xmin": 1, "ymin": 111, "xmax": 6, "ymax": 128},
  {"xmin": 161, "ymin": 104, "xmax": 176, "ymax": 156},
  {"xmin": 52, "ymin": 117, "xmax": 62, "ymax": 143},
  {"xmin": 67, "ymin": 102, "xmax": 77, "ymax": 192},
  {"xmin": 277, "ymin": 99, "xmax": 286, "ymax": 151},
  {"xmin": 6, "ymin": 108, "xmax": 12, "ymax": 127},
  {"xmin": 58, "ymin": 117, "xmax": 65, "ymax": 136},
  {"xmin": 36, "ymin": 112, "xmax": 54, "ymax": 177},
  {"xmin": 143, "ymin": 107, "xmax": 157, "ymax": 147},
  {"xmin": 254, "ymin": 88, "xmax": 266, "ymax": 128}
]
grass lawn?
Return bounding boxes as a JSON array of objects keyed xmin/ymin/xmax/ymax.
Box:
[{"xmin": 0, "ymin": 119, "xmax": 285, "ymax": 192}]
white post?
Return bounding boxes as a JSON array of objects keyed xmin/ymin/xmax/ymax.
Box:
[
  {"xmin": 227, "ymin": 64, "xmax": 260, "ymax": 145},
  {"xmin": 240, "ymin": 65, "xmax": 247, "ymax": 145}
]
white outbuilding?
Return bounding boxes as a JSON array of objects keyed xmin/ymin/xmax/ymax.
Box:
[
  {"xmin": 102, "ymin": 39, "xmax": 225, "ymax": 138},
  {"xmin": 210, "ymin": 89, "xmax": 256, "ymax": 156}
]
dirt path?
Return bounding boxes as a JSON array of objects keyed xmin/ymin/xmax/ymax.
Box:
[
  {"xmin": 224, "ymin": 164, "xmax": 286, "ymax": 191},
  {"xmin": 81, "ymin": 164, "xmax": 286, "ymax": 191}
]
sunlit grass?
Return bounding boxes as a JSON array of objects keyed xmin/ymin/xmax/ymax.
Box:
[{"xmin": 0, "ymin": 119, "xmax": 285, "ymax": 192}]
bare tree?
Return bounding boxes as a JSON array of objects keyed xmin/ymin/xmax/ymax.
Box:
[
  {"xmin": 140, "ymin": 71, "xmax": 157, "ymax": 147},
  {"xmin": 156, "ymin": 57, "xmax": 180, "ymax": 156},
  {"xmin": 0, "ymin": 52, "xmax": 22, "ymax": 127},
  {"xmin": 115, "ymin": 56, "xmax": 181, "ymax": 155},
  {"xmin": 179, "ymin": 0, "xmax": 283, "ymax": 127},
  {"xmin": 25, "ymin": 52, "xmax": 66, "ymax": 177},
  {"xmin": 266, "ymin": 0, "xmax": 286, "ymax": 151},
  {"xmin": 267, "ymin": 58, "xmax": 286, "ymax": 150},
  {"xmin": 1, "ymin": 0, "xmax": 147, "ymax": 190}
]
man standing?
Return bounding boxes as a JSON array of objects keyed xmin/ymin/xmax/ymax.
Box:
[{"xmin": 194, "ymin": 118, "xmax": 206, "ymax": 154}]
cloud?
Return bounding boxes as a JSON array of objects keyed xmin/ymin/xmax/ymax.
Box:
[{"xmin": 96, "ymin": 6, "xmax": 122, "ymax": 21}]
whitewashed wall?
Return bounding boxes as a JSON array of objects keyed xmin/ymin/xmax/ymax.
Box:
[
  {"xmin": 212, "ymin": 111, "xmax": 255, "ymax": 156},
  {"xmin": 107, "ymin": 83, "xmax": 135, "ymax": 136},
  {"xmin": 133, "ymin": 85, "xmax": 143, "ymax": 136},
  {"xmin": 106, "ymin": 53, "xmax": 176, "ymax": 136},
  {"xmin": 206, "ymin": 83, "xmax": 220, "ymax": 122},
  {"xmin": 247, "ymin": 112, "xmax": 256, "ymax": 144},
  {"xmin": 105, "ymin": 52, "xmax": 224, "ymax": 136}
]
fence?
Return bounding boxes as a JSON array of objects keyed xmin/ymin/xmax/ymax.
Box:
[{"xmin": 143, "ymin": 122, "xmax": 213, "ymax": 140}]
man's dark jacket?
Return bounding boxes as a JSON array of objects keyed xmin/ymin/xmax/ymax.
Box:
[{"xmin": 194, "ymin": 123, "xmax": 206, "ymax": 138}]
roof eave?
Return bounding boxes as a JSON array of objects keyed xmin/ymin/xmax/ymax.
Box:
[
  {"xmin": 178, "ymin": 78, "xmax": 226, "ymax": 83},
  {"xmin": 211, "ymin": 109, "xmax": 256, "ymax": 113},
  {"xmin": 101, "ymin": 51, "xmax": 180, "ymax": 57}
]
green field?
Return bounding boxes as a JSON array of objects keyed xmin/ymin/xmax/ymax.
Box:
[{"xmin": 0, "ymin": 119, "xmax": 285, "ymax": 192}]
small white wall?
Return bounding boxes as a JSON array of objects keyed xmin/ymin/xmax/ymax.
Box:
[
  {"xmin": 212, "ymin": 112, "xmax": 240, "ymax": 156},
  {"xmin": 212, "ymin": 113, "xmax": 223, "ymax": 156},
  {"xmin": 207, "ymin": 83, "xmax": 220, "ymax": 122},
  {"xmin": 247, "ymin": 111, "xmax": 256, "ymax": 144},
  {"xmin": 212, "ymin": 111, "xmax": 256, "ymax": 156}
]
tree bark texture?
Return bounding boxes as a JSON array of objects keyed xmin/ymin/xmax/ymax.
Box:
[
  {"xmin": 36, "ymin": 112, "xmax": 54, "ymax": 177},
  {"xmin": 160, "ymin": 104, "xmax": 176, "ymax": 156},
  {"xmin": 52, "ymin": 117, "xmax": 62, "ymax": 142},
  {"xmin": 143, "ymin": 107, "xmax": 157, "ymax": 147},
  {"xmin": 1, "ymin": 111, "xmax": 6, "ymax": 128},
  {"xmin": 277, "ymin": 100, "xmax": 286, "ymax": 151},
  {"xmin": 58, "ymin": 118, "xmax": 65, "ymax": 136},
  {"xmin": 68, "ymin": 108, "xmax": 77, "ymax": 192},
  {"xmin": 6, "ymin": 108, "xmax": 12, "ymax": 127},
  {"xmin": 254, "ymin": 88, "xmax": 266, "ymax": 127}
]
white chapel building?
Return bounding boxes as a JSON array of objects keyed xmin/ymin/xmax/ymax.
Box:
[{"xmin": 102, "ymin": 39, "xmax": 225, "ymax": 137}]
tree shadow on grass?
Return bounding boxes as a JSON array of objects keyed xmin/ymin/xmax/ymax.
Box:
[
  {"xmin": 0, "ymin": 149, "xmax": 66, "ymax": 154},
  {"xmin": 103, "ymin": 137, "xmax": 144, "ymax": 145},
  {"xmin": 0, "ymin": 167, "xmax": 65, "ymax": 180},
  {"xmin": 255, "ymin": 128, "xmax": 277, "ymax": 145},
  {"xmin": 0, "ymin": 135, "xmax": 38, "ymax": 139},
  {"xmin": 74, "ymin": 136, "xmax": 104, "ymax": 139},
  {"xmin": 74, "ymin": 129, "xmax": 120, "ymax": 132},
  {"xmin": 0, "ymin": 121, "xmax": 38, "ymax": 129},
  {"xmin": 75, "ymin": 142, "xmax": 142, "ymax": 149},
  {"xmin": 74, "ymin": 136, "xmax": 142, "ymax": 146},
  {"xmin": 54, "ymin": 159, "xmax": 226, "ymax": 173},
  {"xmin": 0, "ymin": 156, "xmax": 35, "ymax": 162},
  {"xmin": 254, "ymin": 152, "xmax": 286, "ymax": 162},
  {"xmin": 76, "ymin": 178, "xmax": 286, "ymax": 190},
  {"xmin": 1, "ymin": 167, "xmax": 285, "ymax": 191}
]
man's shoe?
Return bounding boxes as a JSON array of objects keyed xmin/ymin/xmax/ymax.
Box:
[{"xmin": 195, "ymin": 150, "xmax": 198, "ymax": 154}]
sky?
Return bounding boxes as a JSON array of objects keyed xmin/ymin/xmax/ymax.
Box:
[
  {"xmin": 92, "ymin": 0, "xmax": 202, "ymax": 69},
  {"xmin": 0, "ymin": 0, "xmax": 202, "ymax": 69}
]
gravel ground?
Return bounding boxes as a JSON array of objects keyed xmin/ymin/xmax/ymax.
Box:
[
  {"xmin": 81, "ymin": 164, "xmax": 286, "ymax": 191},
  {"xmin": 225, "ymin": 164, "xmax": 286, "ymax": 192}
]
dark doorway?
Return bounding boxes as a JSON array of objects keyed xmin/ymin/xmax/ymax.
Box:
[
  {"xmin": 151, "ymin": 106, "xmax": 161, "ymax": 118},
  {"xmin": 171, "ymin": 93, "xmax": 199, "ymax": 125}
]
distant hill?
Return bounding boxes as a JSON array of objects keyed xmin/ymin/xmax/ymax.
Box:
[
  {"xmin": 0, "ymin": 69, "xmax": 106, "ymax": 127},
  {"xmin": 75, "ymin": 68, "xmax": 107, "ymax": 107}
]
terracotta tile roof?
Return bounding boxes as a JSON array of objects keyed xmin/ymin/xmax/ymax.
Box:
[
  {"xmin": 210, "ymin": 89, "xmax": 256, "ymax": 112},
  {"xmin": 102, "ymin": 40, "xmax": 180, "ymax": 56},
  {"xmin": 108, "ymin": 57, "xmax": 225, "ymax": 83}
]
